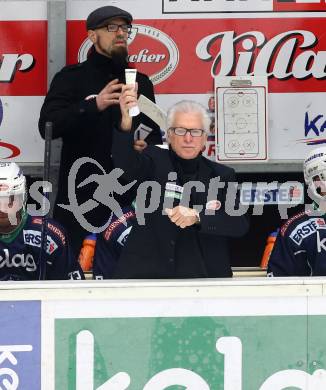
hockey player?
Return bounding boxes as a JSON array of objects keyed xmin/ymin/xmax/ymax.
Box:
[
  {"xmin": 0, "ymin": 162, "xmax": 84, "ymax": 280},
  {"xmin": 93, "ymin": 206, "xmax": 135, "ymax": 279},
  {"xmin": 268, "ymin": 146, "xmax": 326, "ymax": 276}
]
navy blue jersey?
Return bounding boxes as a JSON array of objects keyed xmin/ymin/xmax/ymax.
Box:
[
  {"xmin": 0, "ymin": 214, "xmax": 84, "ymax": 280},
  {"xmin": 268, "ymin": 209, "xmax": 326, "ymax": 276},
  {"xmin": 93, "ymin": 208, "xmax": 136, "ymax": 279}
]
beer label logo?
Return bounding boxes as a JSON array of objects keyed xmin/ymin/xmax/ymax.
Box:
[
  {"xmin": 78, "ymin": 24, "xmax": 179, "ymax": 85},
  {"xmin": 196, "ymin": 29, "xmax": 326, "ymax": 83}
]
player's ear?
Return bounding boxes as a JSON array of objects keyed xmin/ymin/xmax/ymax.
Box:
[
  {"xmin": 166, "ymin": 129, "xmax": 171, "ymax": 144},
  {"xmin": 88, "ymin": 30, "xmax": 97, "ymax": 44},
  {"xmin": 201, "ymin": 133, "xmax": 207, "ymax": 151}
]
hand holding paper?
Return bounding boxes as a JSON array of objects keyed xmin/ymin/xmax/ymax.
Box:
[{"xmin": 137, "ymin": 95, "xmax": 167, "ymax": 130}]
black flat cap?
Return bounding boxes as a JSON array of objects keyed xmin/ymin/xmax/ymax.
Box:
[{"xmin": 86, "ymin": 6, "xmax": 133, "ymax": 30}]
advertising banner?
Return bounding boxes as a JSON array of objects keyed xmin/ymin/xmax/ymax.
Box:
[
  {"xmin": 68, "ymin": 16, "xmax": 326, "ymax": 95},
  {"xmin": 67, "ymin": 0, "xmax": 326, "ymax": 18},
  {"xmin": 42, "ymin": 287, "xmax": 325, "ymax": 390},
  {"xmin": 0, "ymin": 300, "xmax": 41, "ymax": 389},
  {"xmin": 67, "ymin": 1, "xmax": 326, "ymax": 160},
  {"xmin": 0, "ymin": 281, "xmax": 325, "ymax": 388},
  {"xmin": 55, "ymin": 315, "xmax": 314, "ymax": 389},
  {"xmin": 0, "ymin": 1, "xmax": 47, "ymax": 162},
  {"xmin": 1, "ymin": 0, "xmax": 325, "ymax": 163}
]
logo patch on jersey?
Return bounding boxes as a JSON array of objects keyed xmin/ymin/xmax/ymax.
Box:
[
  {"xmin": 23, "ymin": 230, "xmax": 58, "ymax": 255},
  {"xmin": 289, "ymin": 218, "xmax": 325, "ymax": 245},
  {"xmin": 317, "ymin": 231, "xmax": 326, "ymax": 253},
  {"xmin": 0, "ymin": 249, "xmax": 36, "ymax": 272},
  {"xmin": 31, "ymin": 218, "xmax": 66, "ymax": 245},
  {"xmin": 104, "ymin": 211, "xmax": 135, "ymax": 241},
  {"xmin": 117, "ymin": 226, "xmax": 132, "ymax": 247},
  {"xmin": 316, "ymin": 218, "xmax": 326, "ymax": 228}
]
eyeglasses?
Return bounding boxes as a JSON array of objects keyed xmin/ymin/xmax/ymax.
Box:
[
  {"xmin": 169, "ymin": 127, "xmax": 205, "ymax": 137},
  {"xmin": 106, "ymin": 24, "xmax": 132, "ymax": 33}
]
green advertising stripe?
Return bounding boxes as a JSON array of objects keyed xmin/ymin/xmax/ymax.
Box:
[{"xmin": 55, "ymin": 315, "xmax": 326, "ymax": 389}]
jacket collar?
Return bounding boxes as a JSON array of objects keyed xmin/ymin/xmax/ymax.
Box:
[
  {"xmin": 88, "ymin": 48, "xmax": 113, "ymax": 67},
  {"xmin": 88, "ymin": 48, "xmax": 128, "ymax": 77}
]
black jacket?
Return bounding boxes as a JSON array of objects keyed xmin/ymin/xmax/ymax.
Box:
[
  {"xmin": 112, "ymin": 129, "xmax": 249, "ymax": 278},
  {"xmin": 38, "ymin": 49, "xmax": 162, "ymax": 253}
]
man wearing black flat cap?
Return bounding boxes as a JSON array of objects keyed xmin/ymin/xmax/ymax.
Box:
[{"xmin": 39, "ymin": 6, "xmax": 162, "ymax": 257}]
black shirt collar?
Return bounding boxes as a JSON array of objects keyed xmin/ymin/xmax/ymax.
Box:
[
  {"xmin": 169, "ymin": 149, "xmax": 201, "ymax": 174},
  {"xmin": 88, "ymin": 47, "xmax": 128, "ymax": 78}
]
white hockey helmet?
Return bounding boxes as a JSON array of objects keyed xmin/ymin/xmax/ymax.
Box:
[
  {"xmin": 303, "ymin": 146, "xmax": 326, "ymax": 202},
  {"xmin": 0, "ymin": 162, "xmax": 27, "ymax": 210}
]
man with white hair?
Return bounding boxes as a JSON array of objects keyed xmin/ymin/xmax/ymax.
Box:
[
  {"xmin": 268, "ymin": 146, "xmax": 326, "ymax": 276},
  {"xmin": 111, "ymin": 97, "xmax": 249, "ymax": 278},
  {"xmin": 0, "ymin": 162, "xmax": 83, "ymax": 280}
]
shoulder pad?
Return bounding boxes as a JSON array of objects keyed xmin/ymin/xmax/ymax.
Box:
[
  {"xmin": 103, "ymin": 209, "xmax": 136, "ymax": 242},
  {"xmin": 280, "ymin": 210, "xmax": 311, "ymax": 236},
  {"xmin": 31, "ymin": 217, "xmax": 67, "ymax": 245},
  {"xmin": 46, "ymin": 220, "xmax": 67, "ymax": 246}
]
